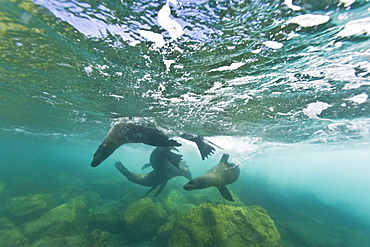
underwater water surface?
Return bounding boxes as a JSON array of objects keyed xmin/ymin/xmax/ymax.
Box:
[{"xmin": 1, "ymin": 0, "xmax": 370, "ymax": 246}]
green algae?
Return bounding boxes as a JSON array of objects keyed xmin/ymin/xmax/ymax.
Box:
[
  {"xmin": 185, "ymin": 186, "xmax": 245, "ymax": 207},
  {"xmin": 30, "ymin": 236, "xmax": 67, "ymax": 247},
  {"xmin": 88, "ymin": 213, "xmax": 124, "ymax": 234},
  {"xmin": 7, "ymin": 194, "xmax": 51, "ymax": 218},
  {"xmin": 0, "ymin": 217, "xmax": 15, "ymax": 230},
  {"xmin": 165, "ymin": 203, "xmax": 282, "ymax": 247},
  {"xmin": 21, "ymin": 200, "xmax": 89, "ymax": 240},
  {"xmin": 162, "ymin": 189, "xmax": 195, "ymax": 215},
  {"xmin": 123, "ymin": 197, "xmax": 167, "ymax": 241},
  {"xmin": 0, "ymin": 229, "xmax": 29, "ymax": 247}
]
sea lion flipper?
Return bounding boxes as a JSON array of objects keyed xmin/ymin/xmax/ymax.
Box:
[
  {"xmin": 145, "ymin": 185, "xmax": 158, "ymax": 196},
  {"xmin": 115, "ymin": 161, "xmax": 130, "ymax": 176},
  {"xmin": 180, "ymin": 133, "xmax": 217, "ymax": 160},
  {"xmin": 166, "ymin": 150, "xmax": 182, "ymax": 169},
  {"xmin": 142, "ymin": 163, "xmax": 152, "ymax": 170},
  {"xmin": 218, "ymin": 186, "xmax": 234, "ymax": 202},
  {"xmin": 154, "ymin": 180, "xmax": 168, "ymax": 196}
]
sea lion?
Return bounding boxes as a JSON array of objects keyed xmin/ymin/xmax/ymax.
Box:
[
  {"xmin": 115, "ymin": 147, "xmax": 192, "ymax": 196},
  {"xmin": 147, "ymin": 146, "xmax": 183, "ymax": 169},
  {"xmin": 91, "ymin": 120, "xmax": 181, "ymax": 167},
  {"xmin": 183, "ymin": 154, "xmax": 240, "ymax": 201},
  {"xmin": 91, "ymin": 119, "xmax": 219, "ymax": 167}
]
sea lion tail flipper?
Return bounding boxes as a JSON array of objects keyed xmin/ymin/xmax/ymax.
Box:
[
  {"xmin": 180, "ymin": 133, "xmax": 217, "ymax": 160},
  {"xmin": 167, "ymin": 150, "xmax": 182, "ymax": 169},
  {"xmin": 144, "ymin": 185, "xmax": 158, "ymax": 196},
  {"xmin": 115, "ymin": 161, "xmax": 131, "ymax": 177},
  {"xmin": 142, "ymin": 163, "xmax": 152, "ymax": 170},
  {"xmin": 218, "ymin": 186, "xmax": 234, "ymax": 202},
  {"xmin": 154, "ymin": 180, "xmax": 168, "ymax": 196}
]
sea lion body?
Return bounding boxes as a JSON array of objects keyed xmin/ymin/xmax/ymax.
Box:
[
  {"xmin": 148, "ymin": 146, "xmax": 183, "ymax": 170},
  {"xmin": 183, "ymin": 154, "xmax": 240, "ymax": 201},
  {"xmin": 91, "ymin": 120, "xmax": 219, "ymax": 167},
  {"xmin": 91, "ymin": 121, "xmax": 181, "ymax": 167},
  {"xmin": 115, "ymin": 147, "xmax": 192, "ymax": 196},
  {"xmin": 115, "ymin": 164, "xmax": 161, "ymax": 187}
]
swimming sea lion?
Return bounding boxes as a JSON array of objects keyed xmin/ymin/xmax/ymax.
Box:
[
  {"xmin": 115, "ymin": 147, "xmax": 192, "ymax": 196},
  {"xmin": 115, "ymin": 162, "xmax": 191, "ymax": 196},
  {"xmin": 91, "ymin": 119, "xmax": 219, "ymax": 167},
  {"xmin": 148, "ymin": 146, "xmax": 183, "ymax": 169},
  {"xmin": 183, "ymin": 154, "xmax": 240, "ymax": 201},
  {"xmin": 91, "ymin": 120, "xmax": 181, "ymax": 167}
]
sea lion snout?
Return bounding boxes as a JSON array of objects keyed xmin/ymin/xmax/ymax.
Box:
[
  {"xmin": 183, "ymin": 182, "xmax": 195, "ymax": 191},
  {"xmin": 91, "ymin": 143, "xmax": 115, "ymax": 167},
  {"xmin": 183, "ymin": 178, "xmax": 206, "ymax": 190}
]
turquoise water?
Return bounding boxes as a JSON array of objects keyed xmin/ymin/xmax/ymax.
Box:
[{"xmin": 1, "ymin": 0, "xmax": 370, "ymax": 246}]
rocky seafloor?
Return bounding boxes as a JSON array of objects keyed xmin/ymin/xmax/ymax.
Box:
[{"xmin": 0, "ymin": 172, "xmax": 369, "ymax": 247}]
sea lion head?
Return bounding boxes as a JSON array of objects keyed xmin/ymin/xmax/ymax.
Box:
[
  {"xmin": 180, "ymin": 164, "xmax": 192, "ymax": 180},
  {"xmin": 91, "ymin": 123, "xmax": 129, "ymax": 167},
  {"xmin": 183, "ymin": 177, "xmax": 208, "ymax": 191},
  {"xmin": 91, "ymin": 142, "xmax": 117, "ymax": 167}
]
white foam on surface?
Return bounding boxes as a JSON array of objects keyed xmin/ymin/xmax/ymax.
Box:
[
  {"xmin": 303, "ymin": 102, "xmax": 332, "ymax": 120},
  {"xmin": 287, "ymin": 14, "xmax": 330, "ymax": 28},
  {"xmin": 263, "ymin": 41, "xmax": 284, "ymax": 49},
  {"xmin": 338, "ymin": 17, "xmax": 370, "ymax": 37},
  {"xmin": 209, "ymin": 62, "xmax": 245, "ymax": 72},
  {"xmin": 284, "ymin": 0, "xmax": 301, "ymax": 11},
  {"xmin": 157, "ymin": 3, "xmax": 184, "ymax": 41},
  {"xmin": 138, "ymin": 30, "xmax": 166, "ymax": 48},
  {"xmin": 339, "ymin": 0, "xmax": 356, "ymax": 7},
  {"xmin": 347, "ymin": 93, "xmax": 368, "ymax": 104}
]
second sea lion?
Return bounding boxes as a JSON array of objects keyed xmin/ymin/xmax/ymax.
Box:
[
  {"xmin": 115, "ymin": 147, "xmax": 192, "ymax": 196},
  {"xmin": 183, "ymin": 154, "xmax": 240, "ymax": 201}
]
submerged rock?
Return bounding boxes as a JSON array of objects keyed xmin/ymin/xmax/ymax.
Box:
[
  {"xmin": 86, "ymin": 229, "xmax": 113, "ymax": 247},
  {"xmin": 21, "ymin": 200, "xmax": 89, "ymax": 240},
  {"xmin": 123, "ymin": 197, "xmax": 167, "ymax": 241},
  {"xmin": 88, "ymin": 213, "xmax": 124, "ymax": 234},
  {"xmin": 58, "ymin": 186, "xmax": 103, "ymax": 207},
  {"xmin": 0, "ymin": 217, "xmax": 15, "ymax": 230},
  {"xmin": 186, "ymin": 187, "xmax": 245, "ymax": 207},
  {"xmin": 162, "ymin": 203, "xmax": 282, "ymax": 247},
  {"xmin": 7, "ymin": 194, "xmax": 51, "ymax": 218},
  {"xmin": 162, "ymin": 189, "xmax": 195, "ymax": 215},
  {"xmin": 0, "ymin": 229, "xmax": 29, "ymax": 247},
  {"xmin": 30, "ymin": 236, "xmax": 67, "ymax": 247}
]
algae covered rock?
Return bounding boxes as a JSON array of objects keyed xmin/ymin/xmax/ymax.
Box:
[
  {"xmin": 30, "ymin": 236, "xmax": 67, "ymax": 247},
  {"xmin": 7, "ymin": 194, "xmax": 51, "ymax": 217},
  {"xmin": 22, "ymin": 200, "xmax": 88, "ymax": 239},
  {"xmin": 163, "ymin": 189, "xmax": 195, "ymax": 215},
  {"xmin": 0, "ymin": 229, "xmax": 29, "ymax": 247},
  {"xmin": 88, "ymin": 213, "xmax": 124, "ymax": 234},
  {"xmin": 165, "ymin": 203, "xmax": 282, "ymax": 247},
  {"xmin": 86, "ymin": 229, "xmax": 113, "ymax": 247},
  {"xmin": 186, "ymin": 187, "xmax": 245, "ymax": 207},
  {"xmin": 123, "ymin": 197, "xmax": 167, "ymax": 241},
  {"xmin": 58, "ymin": 186, "xmax": 103, "ymax": 207},
  {"xmin": 0, "ymin": 217, "xmax": 15, "ymax": 230}
]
